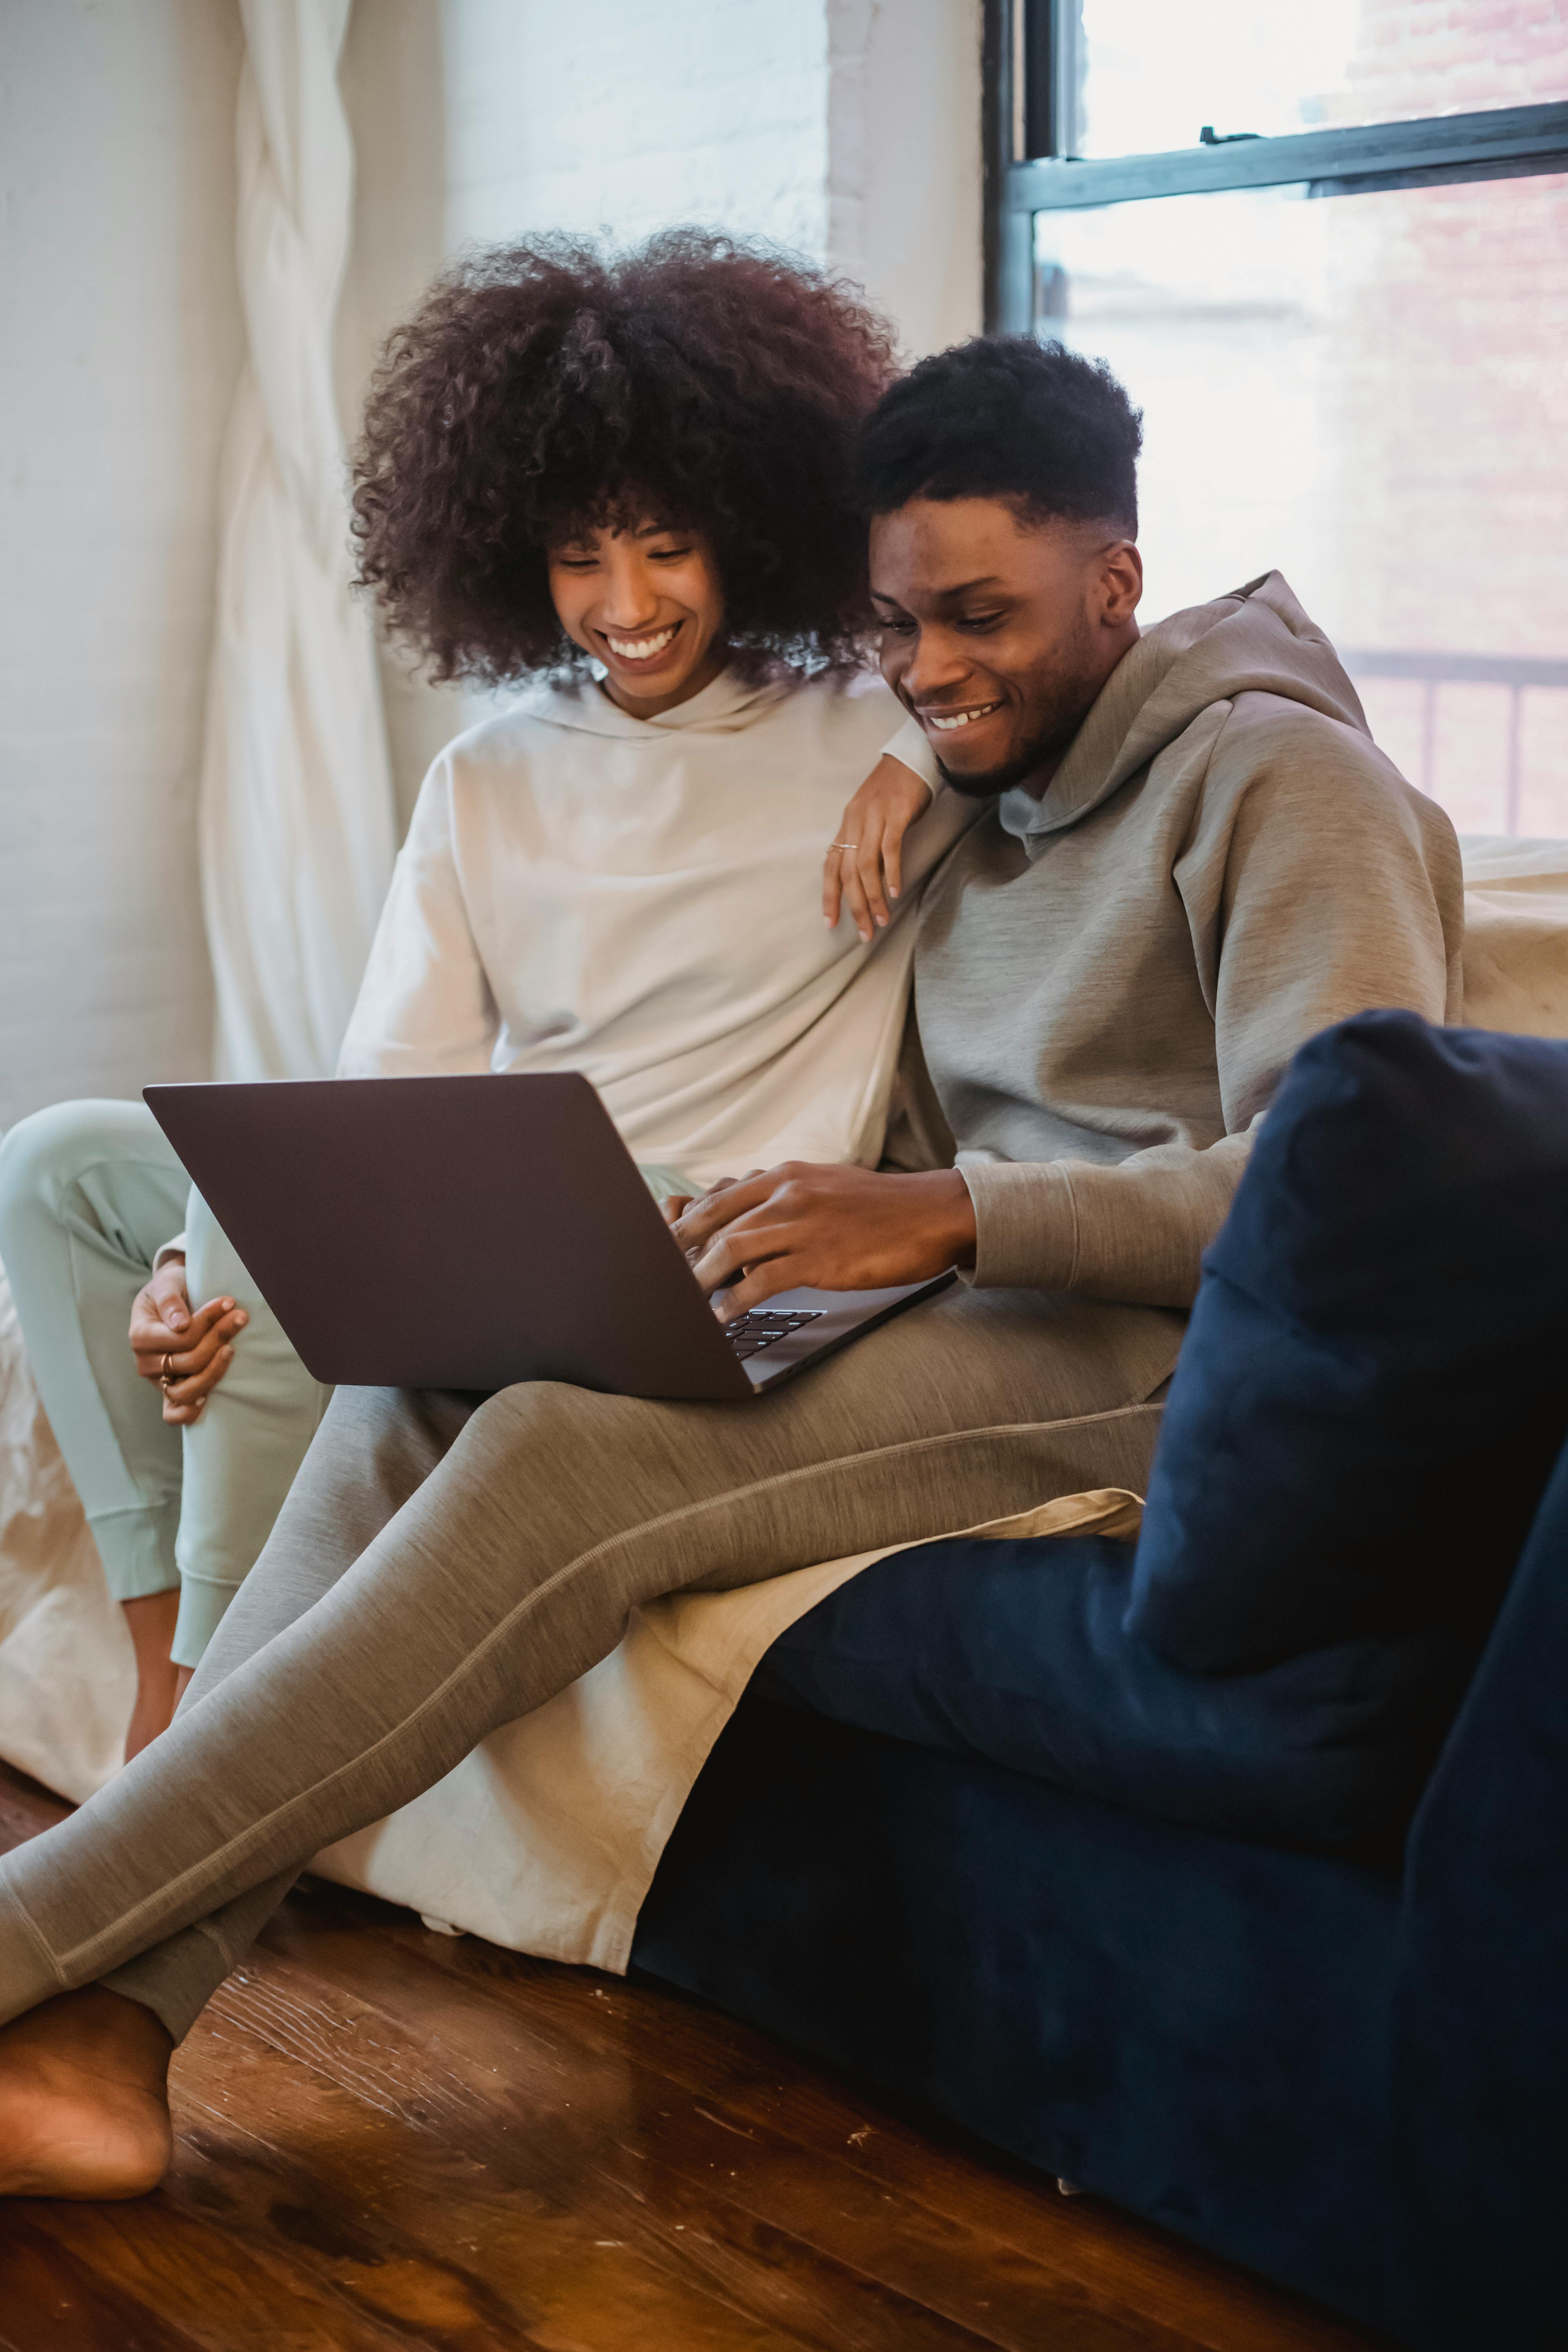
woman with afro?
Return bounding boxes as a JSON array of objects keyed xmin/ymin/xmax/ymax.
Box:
[{"xmin": 0, "ymin": 231, "xmax": 964, "ymax": 1772}]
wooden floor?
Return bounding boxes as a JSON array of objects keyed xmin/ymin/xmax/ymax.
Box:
[{"xmin": 0, "ymin": 1763, "xmax": 1384, "ymax": 2352}]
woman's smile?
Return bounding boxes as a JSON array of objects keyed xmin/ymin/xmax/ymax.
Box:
[{"xmin": 599, "ymin": 619, "xmax": 684, "ymax": 668}]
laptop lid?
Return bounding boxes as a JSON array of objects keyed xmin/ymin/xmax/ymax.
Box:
[{"xmin": 144, "ymin": 1074, "xmax": 756, "ymax": 1402}]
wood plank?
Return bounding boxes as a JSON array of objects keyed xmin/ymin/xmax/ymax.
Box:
[
  {"xmin": 0, "ymin": 2211, "xmax": 210, "ymax": 2352},
  {"xmin": 280, "ymin": 1886, "xmax": 1377, "ymax": 2352},
  {"xmin": 193, "ymin": 1945, "xmax": 1037, "ymax": 2352},
  {"xmin": 11, "ymin": 2197, "xmax": 418, "ymax": 2352}
]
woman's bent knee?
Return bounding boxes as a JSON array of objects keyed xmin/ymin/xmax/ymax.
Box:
[{"xmin": 0, "ymin": 1100, "xmax": 172, "ymax": 1245}]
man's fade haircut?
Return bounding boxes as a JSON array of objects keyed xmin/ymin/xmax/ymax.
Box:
[
  {"xmin": 352, "ymin": 229, "xmax": 898, "ymax": 686},
  {"xmin": 855, "ymin": 336, "xmax": 1142, "ymax": 538}
]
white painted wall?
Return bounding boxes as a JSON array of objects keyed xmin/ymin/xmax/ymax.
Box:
[
  {"xmin": 0, "ymin": 0, "xmax": 244, "ymax": 1131},
  {"xmin": 0, "ymin": 0, "xmax": 982, "ymax": 1128},
  {"xmin": 831, "ymin": 0, "xmax": 985, "ymax": 363}
]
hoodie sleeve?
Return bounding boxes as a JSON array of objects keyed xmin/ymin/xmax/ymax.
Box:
[
  {"xmin": 959, "ymin": 704, "xmax": 1465, "ymax": 1305},
  {"xmin": 336, "ymin": 753, "xmax": 500, "ymax": 1078},
  {"xmin": 880, "ymin": 711, "xmax": 942, "ymax": 796}
]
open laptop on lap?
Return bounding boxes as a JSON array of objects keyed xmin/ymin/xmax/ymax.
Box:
[{"xmin": 145, "ymin": 1074, "xmax": 952, "ymax": 1403}]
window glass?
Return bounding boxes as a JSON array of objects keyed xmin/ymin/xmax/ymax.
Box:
[
  {"xmin": 1070, "ymin": 0, "xmax": 1568, "ymax": 159},
  {"xmin": 1034, "ymin": 172, "xmax": 1568, "ymax": 834}
]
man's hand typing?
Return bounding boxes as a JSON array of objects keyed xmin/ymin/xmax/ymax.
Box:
[{"xmin": 669, "ymin": 1162, "xmax": 976, "ymax": 1318}]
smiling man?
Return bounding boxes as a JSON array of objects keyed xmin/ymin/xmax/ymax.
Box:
[
  {"xmin": 0, "ymin": 339, "xmax": 1468, "ymax": 2200},
  {"xmin": 677, "ymin": 336, "xmax": 1465, "ymax": 1308}
]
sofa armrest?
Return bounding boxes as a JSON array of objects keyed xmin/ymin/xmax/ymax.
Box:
[{"xmin": 1390, "ymin": 1439, "xmax": 1568, "ymax": 2350}]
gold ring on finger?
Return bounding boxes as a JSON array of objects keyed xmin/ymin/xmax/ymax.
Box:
[
  {"xmin": 830, "ymin": 841, "xmax": 858, "ymax": 851},
  {"xmin": 160, "ymin": 1374, "xmax": 176, "ymax": 1392},
  {"xmin": 160, "ymin": 1351, "xmax": 174, "ymax": 1379}
]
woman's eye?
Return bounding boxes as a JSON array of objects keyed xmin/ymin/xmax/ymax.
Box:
[{"xmin": 650, "ymin": 545, "xmax": 692, "ymax": 563}]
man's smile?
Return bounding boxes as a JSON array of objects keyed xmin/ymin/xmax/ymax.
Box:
[{"xmin": 918, "ymin": 699, "xmax": 1005, "ymax": 733}]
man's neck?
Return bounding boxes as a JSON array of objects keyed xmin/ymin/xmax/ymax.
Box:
[{"xmin": 1016, "ymin": 622, "xmax": 1141, "ymax": 800}]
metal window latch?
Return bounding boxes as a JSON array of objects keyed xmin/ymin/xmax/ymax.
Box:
[{"xmin": 1199, "ymin": 125, "xmax": 1262, "ymax": 144}]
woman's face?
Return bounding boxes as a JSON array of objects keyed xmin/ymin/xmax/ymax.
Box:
[{"xmin": 547, "ymin": 516, "xmax": 728, "ymax": 717}]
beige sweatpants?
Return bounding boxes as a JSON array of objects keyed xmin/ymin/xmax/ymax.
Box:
[{"xmin": 0, "ymin": 1281, "xmax": 1182, "ymax": 2041}]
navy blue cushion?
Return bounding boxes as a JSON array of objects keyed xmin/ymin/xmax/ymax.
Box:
[
  {"xmin": 751, "ymin": 1531, "xmax": 1468, "ymax": 1852},
  {"xmin": 1125, "ymin": 1013, "xmax": 1568, "ymax": 1673}
]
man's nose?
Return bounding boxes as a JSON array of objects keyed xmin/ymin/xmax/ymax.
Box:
[{"xmin": 899, "ymin": 627, "xmax": 970, "ymax": 703}]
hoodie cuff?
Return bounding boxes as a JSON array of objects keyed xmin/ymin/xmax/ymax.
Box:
[
  {"xmin": 958, "ymin": 1161, "xmax": 1079, "ymax": 1290},
  {"xmin": 880, "ymin": 712, "xmax": 940, "ymax": 798}
]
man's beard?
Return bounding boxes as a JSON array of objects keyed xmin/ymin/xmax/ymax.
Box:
[
  {"xmin": 933, "ymin": 632, "xmax": 1101, "ymax": 800},
  {"xmin": 935, "ymin": 698, "xmax": 1089, "ymax": 800}
]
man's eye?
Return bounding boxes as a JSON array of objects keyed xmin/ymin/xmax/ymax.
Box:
[
  {"xmin": 956, "ymin": 610, "xmax": 1005, "ymax": 632},
  {"xmin": 878, "ymin": 617, "xmax": 917, "ymax": 636}
]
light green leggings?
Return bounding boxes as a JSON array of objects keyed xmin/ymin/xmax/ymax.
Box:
[{"xmin": 0, "ymin": 1101, "xmax": 331, "ymax": 1668}]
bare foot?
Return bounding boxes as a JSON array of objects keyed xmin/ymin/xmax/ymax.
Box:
[{"xmin": 0, "ymin": 1986, "xmax": 173, "ymax": 2198}]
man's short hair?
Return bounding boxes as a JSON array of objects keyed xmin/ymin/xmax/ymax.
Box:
[{"xmin": 856, "ymin": 336, "xmax": 1142, "ymax": 537}]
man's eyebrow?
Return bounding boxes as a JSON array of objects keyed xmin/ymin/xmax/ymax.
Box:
[{"xmin": 871, "ymin": 574, "xmax": 1008, "ymax": 605}]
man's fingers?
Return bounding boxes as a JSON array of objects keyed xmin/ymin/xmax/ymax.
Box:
[
  {"xmin": 670, "ymin": 1172, "xmax": 776, "ymax": 1250},
  {"xmin": 689, "ymin": 1207, "xmax": 800, "ymax": 1299},
  {"xmin": 713, "ymin": 1255, "xmax": 801, "ymax": 1315}
]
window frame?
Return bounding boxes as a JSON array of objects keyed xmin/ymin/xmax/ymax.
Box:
[{"xmin": 984, "ymin": 0, "xmax": 1568, "ymax": 331}]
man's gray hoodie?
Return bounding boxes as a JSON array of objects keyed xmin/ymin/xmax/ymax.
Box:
[{"xmin": 914, "ymin": 572, "xmax": 1465, "ymax": 1306}]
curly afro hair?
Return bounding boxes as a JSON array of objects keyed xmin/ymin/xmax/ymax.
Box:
[
  {"xmin": 351, "ymin": 229, "xmax": 900, "ymax": 685},
  {"xmin": 856, "ymin": 336, "xmax": 1142, "ymax": 535}
]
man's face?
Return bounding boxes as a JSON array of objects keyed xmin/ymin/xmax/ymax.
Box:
[{"xmin": 869, "ymin": 497, "xmax": 1142, "ymax": 796}]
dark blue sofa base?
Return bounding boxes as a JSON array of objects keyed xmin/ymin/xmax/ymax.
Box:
[
  {"xmin": 632, "ymin": 1419, "xmax": 1568, "ymax": 2352},
  {"xmin": 633, "ymin": 1695, "xmax": 1400, "ymax": 2337}
]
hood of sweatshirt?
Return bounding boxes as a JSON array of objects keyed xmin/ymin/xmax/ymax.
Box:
[{"xmin": 998, "ymin": 572, "xmax": 1370, "ymax": 851}]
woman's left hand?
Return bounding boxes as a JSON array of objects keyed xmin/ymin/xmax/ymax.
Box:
[{"xmin": 824, "ymin": 755, "xmax": 935, "ymax": 942}]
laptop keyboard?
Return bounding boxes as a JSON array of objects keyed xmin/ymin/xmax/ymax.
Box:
[{"xmin": 724, "ymin": 1307, "xmax": 825, "ymax": 1361}]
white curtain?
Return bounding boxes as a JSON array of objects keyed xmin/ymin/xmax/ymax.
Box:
[{"xmin": 200, "ymin": 0, "xmax": 396, "ymax": 1081}]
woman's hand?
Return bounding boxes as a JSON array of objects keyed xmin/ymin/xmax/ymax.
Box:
[
  {"xmin": 129, "ymin": 1256, "xmax": 248, "ymax": 1426},
  {"xmin": 823, "ymin": 754, "xmax": 935, "ymax": 942}
]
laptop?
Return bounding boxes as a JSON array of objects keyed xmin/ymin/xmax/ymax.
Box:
[{"xmin": 144, "ymin": 1073, "xmax": 953, "ymax": 1403}]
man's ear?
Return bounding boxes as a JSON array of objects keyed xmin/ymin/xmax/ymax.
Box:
[{"xmin": 1099, "ymin": 539, "xmax": 1143, "ymax": 628}]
